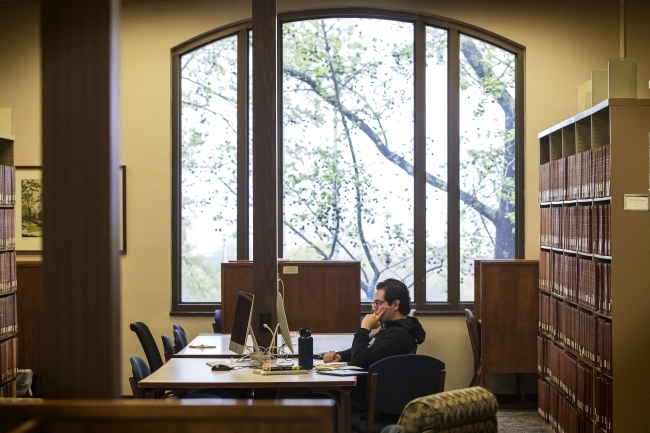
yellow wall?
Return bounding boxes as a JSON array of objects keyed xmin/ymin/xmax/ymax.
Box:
[{"xmin": 1, "ymin": 0, "xmax": 649, "ymax": 396}]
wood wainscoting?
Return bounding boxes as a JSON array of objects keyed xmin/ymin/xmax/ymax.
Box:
[{"xmin": 16, "ymin": 261, "xmax": 42, "ymax": 389}]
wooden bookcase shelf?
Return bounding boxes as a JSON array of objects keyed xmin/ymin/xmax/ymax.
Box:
[
  {"xmin": 0, "ymin": 116, "xmax": 16, "ymax": 398},
  {"xmin": 537, "ymin": 99, "xmax": 650, "ymax": 432}
]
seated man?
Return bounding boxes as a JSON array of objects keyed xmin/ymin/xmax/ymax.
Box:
[
  {"xmin": 323, "ymin": 278, "xmax": 426, "ymax": 414},
  {"xmin": 323, "ymin": 278, "xmax": 426, "ymax": 368}
]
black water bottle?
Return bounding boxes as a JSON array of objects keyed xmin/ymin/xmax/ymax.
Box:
[{"xmin": 298, "ymin": 327, "xmax": 313, "ymax": 369}]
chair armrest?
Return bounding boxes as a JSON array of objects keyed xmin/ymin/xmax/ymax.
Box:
[{"xmin": 397, "ymin": 387, "xmax": 497, "ymax": 433}]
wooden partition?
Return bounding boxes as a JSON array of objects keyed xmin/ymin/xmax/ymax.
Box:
[
  {"xmin": 474, "ymin": 259, "xmax": 538, "ymax": 379},
  {"xmin": 222, "ymin": 261, "xmax": 360, "ymax": 334},
  {"xmin": 0, "ymin": 399, "xmax": 335, "ymax": 433},
  {"xmin": 16, "ymin": 262, "xmax": 42, "ymax": 391}
]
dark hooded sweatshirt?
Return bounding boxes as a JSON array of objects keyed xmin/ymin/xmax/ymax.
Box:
[{"xmin": 336, "ymin": 316, "xmax": 426, "ymax": 369}]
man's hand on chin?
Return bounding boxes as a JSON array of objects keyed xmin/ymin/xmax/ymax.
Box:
[{"xmin": 361, "ymin": 309, "xmax": 385, "ymax": 331}]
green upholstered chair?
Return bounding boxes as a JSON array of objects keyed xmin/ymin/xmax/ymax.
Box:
[{"xmin": 379, "ymin": 387, "xmax": 498, "ymax": 433}]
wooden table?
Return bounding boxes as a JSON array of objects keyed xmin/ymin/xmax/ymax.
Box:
[
  {"xmin": 139, "ymin": 357, "xmax": 356, "ymax": 433},
  {"xmin": 175, "ymin": 333, "xmax": 354, "ymax": 359}
]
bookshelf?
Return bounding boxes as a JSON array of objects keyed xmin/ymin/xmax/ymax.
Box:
[
  {"xmin": 0, "ymin": 109, "xmax": 17, "ymax": 398},
  {"xmin": 537, "ymin": 99, "xmax": 650, "ymax": 432}
]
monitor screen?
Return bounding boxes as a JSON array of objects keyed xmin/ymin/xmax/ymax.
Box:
[
  {"xmin": 229, "ymin": 291, "xmax": 254, "ymax": 355},
  {"xmin": 276, "ymin": 290, "xmax": 294, "ymax": 354}
]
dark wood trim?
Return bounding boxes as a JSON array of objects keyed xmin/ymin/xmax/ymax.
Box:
[
  {"xmin": 413, "ymin": 21, "xmax": 426, "ymax": 308},
  {"xmin": 447, "ymin": 29, "xmax": 461, "ymax": 310},
  {"xmin": 171, "ymin": 20, "xmax": 252, "ymax": 56},
  {"xmin": 40, "ymin": 0, "xmax": 121, "ymax": 397},
  {"xmin": 237, "ymin": 29, "xmax": 250, "ymax": 259},
  {"xmin": 16, "ymin": 261, "xmax": 42, "ymax": 387},
  {"xmin": 170, "ymin": 37, "xmax": 183, "ymax": 312},
  {"xmin": 276, "ymin": 20, "xmax": 284, "ymax": 258},
  {"xmin": 251, "ymin": 0, "xmax": 278, "ymax": 348},
  {"xmin": 515, "ymin": 49, "xmax": 526, "ymax": 258}
]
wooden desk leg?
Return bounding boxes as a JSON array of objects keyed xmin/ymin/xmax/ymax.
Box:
[{"xmin": 312, "ymin": 387, "xmax": 351, "ymax": 433}]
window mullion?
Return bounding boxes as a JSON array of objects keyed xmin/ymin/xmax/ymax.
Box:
[
  {"xmin": 413, "ymin": 20, "xmax": 426, "ymax": 309},
  {"xmin": 448, "ymin": 28, "xmax": 461, "ymax": 310},
  {"xmin": 237, "ymin": 29, "xmax": 250, "ymax": 259}
]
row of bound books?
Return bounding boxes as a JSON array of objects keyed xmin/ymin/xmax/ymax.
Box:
[
  {"xmin": 539, "ymin": 204, "xmax": 611, "ymax": 255},
  {"xmin": 0, "ymin": 379, "xmax": 15, "ymax": 397},
  {"xmin": 538, "ymin": 144, "xmax": 611, "ymax": 203},
  {"xmin": 539, "ymin": 336, "xmax": 598, "ymax": 417},
  {"xmin": 594, "ymin": 374, "xmax": 612, "ymax": 433},
  {"xmin": 539, "ymin": 294, "xmax": 612, "ymax": 374},
  {"xmin": 0, "ymin": 209, "xmax": 15, "ymax": 250},
  {"xmin": 0, "ymin": 252, "xmax": 16, "ymax": 295},
  {"xmin": 0, "ymin": 337, "xmax": 16, "ymax": 385},
  {"xmin": 538, "ymin": 379, "xmax": 594, "ymax": 433},
  {"xmin": 0, "ymin": 294, "xmax": 16, "ymax": 339},
  {"xmin": 539, "ymin": 251, "xmax": 612, "ymax": 315},
  {"xmin": 0, "ymin": 166, "xmax": 15, "ymax": 207}
]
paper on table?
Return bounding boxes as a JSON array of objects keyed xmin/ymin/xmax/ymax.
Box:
[
  {"xmin": 189, "ymin": 344, "xmax": 217, "ymax": 349},
  {"xmin": 313, "ymin": 362, "xmax": 363, "ymax": 371}
]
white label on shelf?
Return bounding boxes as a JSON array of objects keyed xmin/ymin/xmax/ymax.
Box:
[
  {"xmin": 282, "ymin": 266, "xmax": 299, "ymax": 274},
  {"xmin": 623, "ymin": 194, "xmax": 649, "ymax": 211}
]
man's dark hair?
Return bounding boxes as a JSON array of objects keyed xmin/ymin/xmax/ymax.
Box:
[{"xmin": 376, "ymin": 278, "xmax": 411, "ymax": 315}]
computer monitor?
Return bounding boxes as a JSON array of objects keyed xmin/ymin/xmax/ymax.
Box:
[
  {"xmin": 276, "ymin": 290, "xmax": 294, "ymax": 354},
  {"xmin": 229, "ymin": 291, "xmax": 255, "ymax": 356}
]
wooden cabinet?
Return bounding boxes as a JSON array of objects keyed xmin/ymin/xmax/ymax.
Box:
[
  {"xmin": 0, "ymin": 111, "xmax": 17, "ymax": 397},
  {"xmin": 221, "ymin": 261, "xmax": 360, "ymax": 334},
  {"xmin": 537, "ymin": 99, "xmax": 650, "ymax": 432},
  {"xmin": 474, "ymin": 259, "xmax": 539, "ymax": 378}
]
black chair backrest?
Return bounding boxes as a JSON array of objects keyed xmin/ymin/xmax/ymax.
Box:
[
  {"xmin": 129, "ymin": 322, "xmax": 164, "ymax": 373},
  {"xmin": 173, "ymin": 328, "xmax": 188, "ymax": 351},
  {"xmin": 173, "ymin": 324, "xmax": 186, "ymax": 335},
  {"xmin": 369, "ymin": 354, "xmax": 445, "ymax": 415},
  {"xmin": 213, "ymin": 309, "xmax": 222, "ymax": 334},
  {"xmin": 161, "ymin": 335, "xmax": 175, "ymax": 361},
  {"xmin": 464, "ymin": 309, "xmax": 481, "ymax": 361},
  {"xmin": 130, "ymin": 356, "xmax": 151, "ymax": 399}
]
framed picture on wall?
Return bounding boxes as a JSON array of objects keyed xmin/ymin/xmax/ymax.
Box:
[
  {"xmin": 15, "ymin": 166, "xmax": 127, "ymax": 254},
  {"xmin": 15, "ymin": 166, "xmax": 43, "ymax": 254}
]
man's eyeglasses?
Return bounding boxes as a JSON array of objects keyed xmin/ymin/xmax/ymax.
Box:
[{"xmin": 371, "ymin": 299, "xmax": 387, "ymax": 309}]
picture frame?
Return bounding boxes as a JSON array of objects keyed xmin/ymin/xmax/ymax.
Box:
[
  {"xmin": 15, "ymin": 166, "xmax": 42, "ymax": 254},
  {"xmin": 15, "ymin": 166, "xmax": 127, "ymax": 254}
]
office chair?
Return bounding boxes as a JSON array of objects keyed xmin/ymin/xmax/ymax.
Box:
[
  {"xmin": 351, "ymin": 354, "xmax": 446, "ymax": 433},
  {"xmin": 129, "ymin": 356, "xmax": 164, "ymax": 399},
  {"xmin": 173, "ymin": 328, "xmax": 189, "ymax": 352},
  {"xmin": 463, "ymin": 309, "xmax": 481, "ymax": 387},
  {"xmin": 172, "ymin": 323, "xmax": 186, "ymax": 335},
  {"xmin": 129, "ymin": 322, "xmax": 164, "ymax": 373},
  {"xmin": 161, "ymin": 335, "xmax": 175, "ymax": 361},
  {"xmin": 212, "ymin": 309, "xmax": 222, "ymax": 334}
]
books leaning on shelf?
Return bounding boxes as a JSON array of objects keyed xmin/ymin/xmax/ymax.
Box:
[
  {"xmin": 539, "ymin": 251, "xmax": 611, "ymax": 315},
  {"xmin": 0, "ymin": 293, "xmax": 16, "ymax": 339},
  {"xmin": 0, "ymin": 337, "xmax": 16, "ymax": 385},
  {"xmin": 538, "ymin": 144, "xmax": 610, "ymax": 203},
  {"xmin": 0, "ymin": 252, "xmax": 16, "ymax": 295},
  {"xmin": 539, "ymin": 204, "xmax": 610, "ymax": 255},
  {"xmin": 538, "ymin": 293, "xmax": 611, "ymax": 373},
  {"xmin": 0, "ymin": 166, "xmax": 15, "ymax": 207},
  {"xmin": 0, "ymin": 210, "xmax": 14, "ymax": 251}
]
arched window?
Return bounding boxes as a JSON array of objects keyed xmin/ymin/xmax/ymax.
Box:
[{"xmin": 172, "ymin": 10, "xmax": 524, "ymax": 313}]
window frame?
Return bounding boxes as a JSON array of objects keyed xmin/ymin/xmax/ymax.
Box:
[{"xmin": 171, "ymin": 8, "xmax": 525, "ymax": 315}]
